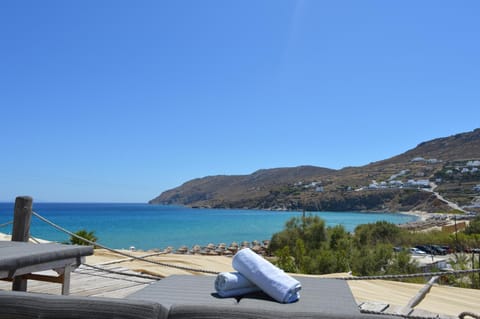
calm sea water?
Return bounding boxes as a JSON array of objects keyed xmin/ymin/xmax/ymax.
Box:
[{"xmin": 0, "ymin": 203, "xmax": 417, "ymax": 250}]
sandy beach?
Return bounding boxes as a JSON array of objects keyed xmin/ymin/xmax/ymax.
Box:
[{"xmin": 86, "ymin": 248, "xmax": 235, "ymax": 277}]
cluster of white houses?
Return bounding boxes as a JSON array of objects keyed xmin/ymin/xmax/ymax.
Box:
[
  {"xmin": 410, "ymin": 157, "xmax": 441, "ymax": 164},
  {"xmin": 368, "ymin": 179, "xmax": 430, "ymax": 190},
  {"xmin": 294, "ymin": 158, "xmax": 480, "ymax": 194},
  {"xmin": 444, "ymin": 159, "xmax": 480, "ymax": 174},
  {"xmin": 445, "ymin": 167, "xmax": 479, "ymax": 174}
]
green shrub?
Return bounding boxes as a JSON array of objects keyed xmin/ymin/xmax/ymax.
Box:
[{"xmin": 70, "ymin": 229, "xmax": 98, "ymax": 247}]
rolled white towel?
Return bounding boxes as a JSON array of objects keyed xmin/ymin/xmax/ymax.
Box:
[
  {"xmin": 232, "ymin": 248, "xmax": 301, "ymax": 303},
  {"xmin": 214, "ymin": 272, "xmax": 261, "ymax": 297}
]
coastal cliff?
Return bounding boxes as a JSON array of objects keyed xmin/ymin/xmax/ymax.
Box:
[{"xmin": 150, "ymin": 129, "xmax": 480, "ymax": 213}]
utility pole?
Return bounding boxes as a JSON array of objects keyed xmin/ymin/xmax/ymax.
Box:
[{"xmin": 454, "ymin": 215, "xmax": 458, "ymax": 252}]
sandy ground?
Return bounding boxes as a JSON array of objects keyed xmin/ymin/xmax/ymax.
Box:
[
  {"xmin": 0, "ymin": 232, "xmax": 50, "ymax": 243},
  {"xmin": 403, "ymin": 210, "xmax": 430, "ymax": 221},
  {"xmin": 86, "ymin": 249, "xmax": 234, "ymax": 277},
  {"xmin": 348, "ymin": 279, "xmax": 480, "ymax": 317}
]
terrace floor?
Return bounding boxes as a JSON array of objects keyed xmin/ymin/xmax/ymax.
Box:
[{"xmin": 0, "ymin": 264, "xmax": 158, "ymax": 298}]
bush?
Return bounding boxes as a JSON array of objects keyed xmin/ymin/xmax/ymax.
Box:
[
  {"xmin": 70, "ymin": 229, "xmax": 98, "ymax": 246},
  {"xmin": 465, "ymin": 215, "xmax": 480, "ymax": 235}
]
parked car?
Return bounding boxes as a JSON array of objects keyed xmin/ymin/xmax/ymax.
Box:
[
  {"xmin": 441, "ymin": 245, "xmax": 453, "ymax": 254},
  {"xmin": 410, "ymin": 247, "xmax": 426, "ymax": 255},
  {"xmin": 415, "ymin": 245, "xmax": 434, "ymax": 255},
  {"xmin": 465, "ymin": 247, "xmax": 480, "ymax": 253},
  {"xmin": 430, "ymin": 245, "xmax": 447, "ymax": 255}
]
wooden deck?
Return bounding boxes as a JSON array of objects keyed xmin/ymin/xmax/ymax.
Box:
[{"xmin": 0, "ymin": 264, "xmax": 159, "ymax": 298}]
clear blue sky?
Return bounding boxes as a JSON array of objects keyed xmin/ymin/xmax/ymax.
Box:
[{"xmin": 1, "ymin": 1, "xmax": 479, "ymax": 203}]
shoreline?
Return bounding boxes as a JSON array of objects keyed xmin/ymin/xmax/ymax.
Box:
[
  {"xmin": 402, "ymin": 209, "xmax": 430, "ymax": 221},
  {"xmin": 1, "ymin": 209, "xmax": 467, "ymax": 253},
  {"xmin": 0, "ymin": 210, "xmax": 433, "ymax": 252}
]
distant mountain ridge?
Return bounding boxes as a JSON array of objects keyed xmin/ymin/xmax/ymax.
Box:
[{"xmin": 150, "ymin": 129, "xmax": 480, "ymax": 213}]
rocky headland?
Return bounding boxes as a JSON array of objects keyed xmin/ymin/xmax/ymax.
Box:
[{"xmin": 150, "ymin": 129, "xmax": 480, "ymax": 215}]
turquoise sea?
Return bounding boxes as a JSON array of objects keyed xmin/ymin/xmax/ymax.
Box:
[{"xmin": 0, "ymin": 203, "xmax": 417, "ymax": 250}]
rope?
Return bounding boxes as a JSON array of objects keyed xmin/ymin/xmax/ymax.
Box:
[
  {"xmin": 29, "ymin": 235, "xmax": 41, "ymax": 244},
  {"xmin": 81, "ymin": 263, "xmax": 163, "ymax": 280},
  {"xmin": 360, "ymin": 308, "xmax": 440, "ymax": 319},
  {"xmin": 459, "ymin": 312, "xmax": 480, "ymax": 319},
  {"xmin": 32, "ymin": 211, "xmax": 220, "ymax": 275},
  {"xmin": 73, "ymin": 265, "xmax": 159, "ymax": 284},
  {"xmin": 0, "ymin": 220, "xmax": 13, "ymax": 228},
  {"xmin": 336, "ymin": 268, "xmax": 480, "ymax": 281}
]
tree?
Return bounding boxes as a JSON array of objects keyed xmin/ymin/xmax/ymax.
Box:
[
  {"xmin": 465, "ymin": 215, "xmax": 480, "ymax": 235},
  {"xmin": 70, "ymin": 229, "xmax": 97, "ymax": 246},
  {"xmin": 294, "ymin": 238, "xmax": 307, "ymax": 273},
  {"xmin": 328, "ymin": 225, "xmax": 349, "ymax": 250},
  {"xmin": 275, "ymin": 246, "xmax": 296, "ymax": 273},
  {"xmin": 387, "ymin": 250, "xmax": 418, "ymax": 275},
  {"xmin": 353, "ymin": 221, "xmax": 402, "ymax": 247},
  {"xmin": 270, "ymin": 215, "xmax": 327, "ymax": 253},
  {"xmin": 270, "ymin": 215, "xmax": 421, "ymax": 277}
]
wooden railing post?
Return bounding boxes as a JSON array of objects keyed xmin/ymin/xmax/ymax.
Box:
[
  {"xmin": 12, "ymin": 196, "xmax": 33, "ymax": 242},
  {"xmin": 11, "ymin": 196, "xmax": 33, "ymax": 291}
]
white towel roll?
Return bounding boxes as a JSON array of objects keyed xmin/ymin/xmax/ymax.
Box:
[
  {"xmin": 214, "ymin": 272, "xmax": 261, "ymax": 297},
  {"xmin": 232, "ymin": 248, "xmax": 301, "ymax": 303}
]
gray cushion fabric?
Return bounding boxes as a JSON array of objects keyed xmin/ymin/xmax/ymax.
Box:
[
  {"xmin": 0, "ymin": 290, "xmax": 169, "ymax": 319},
  {"xmin": 127, "ymin": 275, "xmax": 237, "ymax": 308},
  {"xmin": 168, "ymin": 305, "xmax": 394, "ymax": 319},
  {"xmin": 237, "ymin": 277, "xmax": 360, "ymax": 316},
  {"xmin": 0, "ymin": 242, "xmax": 93, "ymax": 271}
]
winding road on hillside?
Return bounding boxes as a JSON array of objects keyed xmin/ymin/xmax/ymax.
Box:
[{"xmin": 426, "ymin": 182, "xmax": 466, "ymax": 213}]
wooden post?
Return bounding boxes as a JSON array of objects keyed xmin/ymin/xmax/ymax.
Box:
[
  {"xmin": 12, "ymin": 196, "xmax": 33, "ymax": 242},
  {"xmin": 61, "ymin": 264, "xmax": 71, "ymax": 295},
  {"xmin": 11, "ymin": 196, "xmax": 33, "ymax": 291},
  {"xmin": 397, "ymin": 276, "xmax": 439, "ymax": 315}
]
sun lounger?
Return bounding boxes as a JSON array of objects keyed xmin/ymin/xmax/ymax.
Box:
[
  {"xmin": 0, "ymin": 241, "xmax": 93, "ymax": 295},
  {"xmin": 0, "ymin": 273, "xmax": 394, "ymax": 319},
  {"xmin": 0, "ymin": 290, "xmax": 169, "ymax": 319},
  {"xmin": 127, "ymin": 275, "xmax": 393, "ymax": 319}
]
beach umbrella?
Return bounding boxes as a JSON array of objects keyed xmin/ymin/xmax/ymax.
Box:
[
  {"xmin": 241, "ymin": 241, "xmax": 250, "ymax": 248},
  {"xmin": 177, "ymin": 245, "xmax": 188, "ymax": 254},
  {"xmin": 191, "ymin": 245, "xmax": 201, "ymax": 254}
]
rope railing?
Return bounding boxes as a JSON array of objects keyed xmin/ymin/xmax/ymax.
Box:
[
  {"xmin": 338, "ymin": 268, "xmax": 480, "ymax": 281},
  {"xmin": 459, "ymin": 312, "xmax": 480, "ymax": 319},
  {"xmin": 359, "ymin": 308, "xmax": 441, "ymax": 319},
  {"xmin": 29, "ymin": 235, "xmax": 41, "ymax": 244},
  {"xmin": 81, "ymin": 263, "xmax": 163, "ymax": 281},
  {"xmin": 32, "ymin": 211, "xmax": 220, "ymax": 275},
  {"xmin": 0, "ymin": 220, "xmax": 13, "ymax": 228}
]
